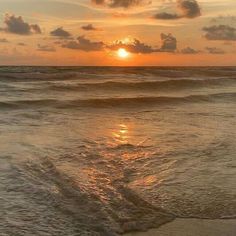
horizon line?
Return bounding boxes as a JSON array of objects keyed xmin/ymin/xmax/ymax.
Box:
[{"xmin": 0, "ymin": 65, "xmax": 236, "ymax": 68}]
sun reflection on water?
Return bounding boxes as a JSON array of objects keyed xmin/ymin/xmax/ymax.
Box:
[{"xmin": 112, "ymin": 124, "xmax": 129, "ymax": 144}]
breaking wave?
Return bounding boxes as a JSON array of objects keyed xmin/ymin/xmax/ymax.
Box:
[
  {"xmin": 48, "ymin": 77, "xmax": 236, "ymax": 92},
  {"xmin": 1, "ymin": 92, "xmax": 235, "ymax": 110}
]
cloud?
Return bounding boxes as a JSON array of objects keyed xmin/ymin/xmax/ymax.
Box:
[
  {"xmin": 178, "ymin": 0, "xmax": 201, "ymax": 18},
  {"xmin": 154, "ymin": 12, "xmax": 179, "ymax": 20},
  {"xmin": 62, "ymin": 36, "xmax": 105, "ymax": 51},
  {"xmin": 108, "ymin": 34, "xmax": 177, "ymax": 53},
  {"xmin": 202, "ymin": 25, "xmax": 236, "ymax": 41},
  {"xmin": 181, "ymin": 47, "xmax": 200, "ymax": 54},
  {"xmin": 50, "ymin": 27, "xmax": 71, "ymax": 38},
  {"xmin": 160, "ymin": 33, "xmax": 177, "ymax": 52},
  {"xmin": 60, "ymin": 34, "xmax": 177, "ymax": 54},
  {"xmin": 210, "ymin": 15, "xmax": 236, "ymax": 24},
  {"xmin": 37, "ymin": 44, "xmax": 56, "ymax": 52},
  {"xmin": 31, "ymin": 24, "xmax": 42, "ymax": 34},
  {"xmin": 153, "ymin": 0, "xmax": 201, "ymax": 20},
  {"xmin": 91, "ymin": 0, "xmax": 151, "ymax": 8},
  {"xmin": 18, "ymin": 42, "xmax": 26, "ymax": 46},
  {"xmin": 81, "ymin": 24, "xmax": 100, "ymax": 31},
  {"xmin": 206, "ymin": 47, "xmax": 225, "ymax": 54},
  {"xmin": 0, "ymin": 38, "xmax": 9, "ymax": 43},
  {"xmin": 108, "ymin": 38, "xmax": 155, "ymax": 53},
  {"xmin": 1, "ymin": 14, "xmax": 41, "ymax": 35}
]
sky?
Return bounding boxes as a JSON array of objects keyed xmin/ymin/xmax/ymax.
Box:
[{"xmin": 0, "ymin": 0, "xmax": 236, "ymax": 66}]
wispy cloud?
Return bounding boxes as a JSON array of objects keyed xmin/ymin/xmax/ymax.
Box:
[
  {"xmin": 206, "ymin": 47, "xmax": 225, "ymax": 54},
  {"xmin": 37, "ymin": 44, "xmax": 56, "ymax": 52}
]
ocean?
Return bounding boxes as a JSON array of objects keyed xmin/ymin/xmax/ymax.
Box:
[{"xmin": 0, "ymin": 66, "xmax": 236, "ymax": 235}]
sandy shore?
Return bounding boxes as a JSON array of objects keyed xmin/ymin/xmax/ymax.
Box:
[{"xmin": 124, "ymin": 218, "xmax": 236, "ymax": 236}]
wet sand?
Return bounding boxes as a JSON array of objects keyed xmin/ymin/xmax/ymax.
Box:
[{"xmin": 125, "ymin": 218, "xmax": 236, "ymax": 236}]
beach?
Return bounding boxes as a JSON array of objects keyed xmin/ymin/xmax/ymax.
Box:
[{"xmin": 125, "ymin": 218, "xmax": 236, "ymax": 236}]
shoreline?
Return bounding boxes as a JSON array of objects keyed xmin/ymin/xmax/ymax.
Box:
[{"xmin": 124, "ymin": 218, "xmax": 236, "ymax": 236}]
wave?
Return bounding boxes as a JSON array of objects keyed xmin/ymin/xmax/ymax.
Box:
[
  {"xmin": 1, "ymin": 92, "xmax": 235, "ymax": 110},
  {"xmin": 1, "ymin": 65, "xmax": 236, "ymax": 74},
  {"xmin": 1, "ymin": 66, "xmax": 236, "ymax": 82},
  {"xmin": 0, "ymin": 72, "xmax": 84, "ymax": 82},
  {"xmin": 48, "ymin": 77, "xmax": 236, "ymax": 92}
]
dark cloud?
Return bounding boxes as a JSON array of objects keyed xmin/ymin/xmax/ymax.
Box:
[
  {"xmin": 31, "ymin": 24, "xmax": 42, "ymax": 34},
  {"xmin": 92, "ymin": 0, "xmax": 105, "ymax": 4},
  {"xmin": 81, "ymin": 24, "xmax": 100, "ymax": 31},
  {"xmin": 206, "ymin": 47, "xmax": 225, "ymax": 54},
  {"xmin": 50, "ymin": 27, "xmax": 71, "ymax": 38},
  {"xmin": 18, "ymin": 42, "xmax": 26, "ymax": 46},
  {"xmin": 181, "ymin": 47, "xmax": 200, "ymax": 54},
  {"xmin": 1, "ymin": 14, "xmax": 41, "ymax": 35},
  {"xmin": 0, "ymin": 38, "xmax": 9, "ymax": 43},
  {"xmin": 61, "ymin": 34, "xmax": 177, "ymax": 54},
  {"xmin": 108, "ymin": 34, "xmax": 177, "ymax": 54},
  {"xmin": 62, "ymin": 36, "xmax": 105, "ymax": 51},
  {"xmin": 160, "ymin": 33, "xmax": 177, "ymax": 52},
  {"xmin": 202, "ymin": 25, "xmax": 236, "ymax": 41},
  {"xmin": 153, "ymin": 0, "xmax": 201, "ymax": 20},
  {"xmin": 37, "ymin": 44, "xmax": 56, "ymax": 52},
  {"xmin": 154, "ymin": 12, "xmax": 180, "ymax": 20},
  {"xmin": 178, "ymin": 0, "xmax": 201, "ymax": 18},
  {"xmin": 108, "ymin": 38, "xmax": 155, "ymax": 54},
  {"xmin": 91, "ymin": 0, "xmax": 151, "ymax": 8}
]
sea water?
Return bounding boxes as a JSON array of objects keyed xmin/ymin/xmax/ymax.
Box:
[{"xmin": 0, "ymin": 66, "xmax": 235, "ymax": 235}]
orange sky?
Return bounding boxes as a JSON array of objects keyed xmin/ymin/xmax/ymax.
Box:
[{"xmin": 0, "ymin": 0, "xmax": 236, "ymax": 65}]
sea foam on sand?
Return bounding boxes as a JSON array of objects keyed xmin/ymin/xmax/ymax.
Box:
[{"xmin": 124, "ymin": 218, "xmax": 236, "ymax": 236}]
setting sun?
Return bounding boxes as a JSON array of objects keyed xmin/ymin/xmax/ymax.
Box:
[{"xmin": 117, "ymin": 48, "xmax": 129, "ymax": 59}]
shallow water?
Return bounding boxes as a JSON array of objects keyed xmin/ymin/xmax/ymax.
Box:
[{"xmin": 0, "ymin": 66, "xmax": 236, "ymax": 235}]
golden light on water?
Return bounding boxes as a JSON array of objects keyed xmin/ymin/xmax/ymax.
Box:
[
  {"xmin": 117, "ymin": 48, "xmax": 129, "ymax": 59},
  {"xmin": 112, "ymin": 124, "xmax": 129, "ymax": 144}
]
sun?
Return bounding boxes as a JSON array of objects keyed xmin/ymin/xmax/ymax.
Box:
[{"xmin": 117, "ymin": 48, "xmax": 129, "ymax": 58}]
